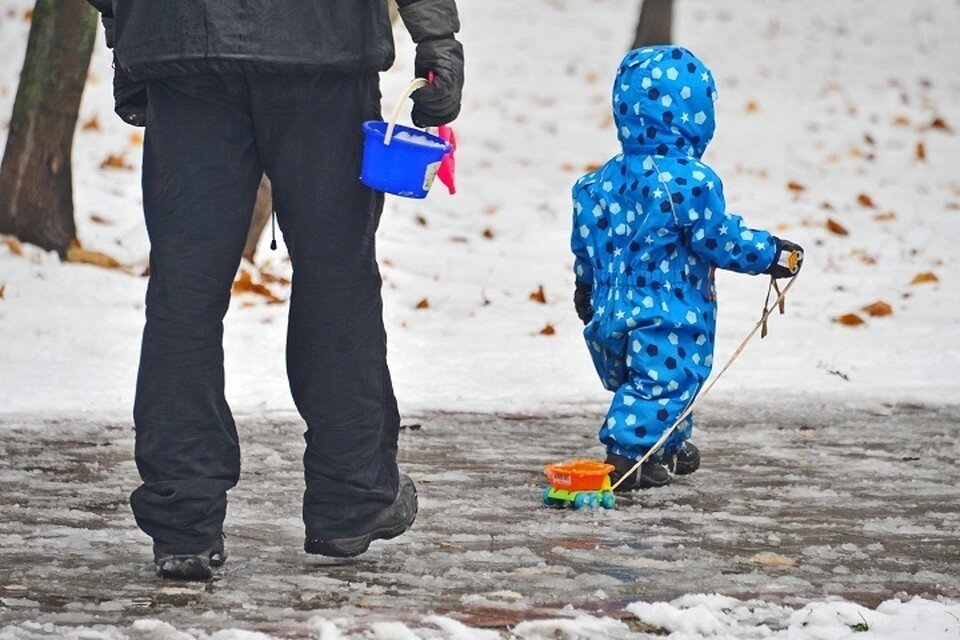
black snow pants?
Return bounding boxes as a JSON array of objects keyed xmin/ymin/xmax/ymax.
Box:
[{"xmin": 130, "ymin": 72, "xmax": 400, "ymax": 554}]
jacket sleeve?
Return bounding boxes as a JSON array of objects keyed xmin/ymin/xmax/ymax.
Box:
[
  {"xmin": 571, "ymin": 179, "xmax": 598, "ymax": 284},
  {"xmin": 86, "ymin": 0, "xmax": 112, "ymax": 17},
  {"xmin": 678, "ymin": 169, "xmax": 777, "ymax": 275}
]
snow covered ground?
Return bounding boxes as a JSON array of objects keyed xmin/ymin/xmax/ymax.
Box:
[
  {"xmin": 2, "ymin": 0, "xmax": 959, "ymax": 637},
  {"xmin": 1, "ymin": 0, "xmax": 958, "ymax": 418}
]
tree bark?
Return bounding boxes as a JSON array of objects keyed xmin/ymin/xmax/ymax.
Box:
[
  {"xmin": 243, "ymin": 175, "xmax": 273, "ymax": 263},
  {"xmin": 0, "ymin": 0, "xmax": 97, "ymax": 257},
  {"xmin": 632, "ymin": 0, "xmax": 674, "ymax": 49}
]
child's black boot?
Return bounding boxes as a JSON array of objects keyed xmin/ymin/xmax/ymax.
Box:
[{"xmin": 605, "ymin": 453, "xmax": 671, "ymax": 492}]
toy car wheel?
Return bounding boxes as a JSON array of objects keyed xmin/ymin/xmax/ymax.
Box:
[
  {"xmin": 601, "ymin": 492, "xmax": 616, "ymax": 509},
  {"xmin": 542, "ymin": 487, "xmax": 553, "ymax": 506},
  {"xmin": 573, "ymin": 493, "xmax": 587, "ymax": 509}
]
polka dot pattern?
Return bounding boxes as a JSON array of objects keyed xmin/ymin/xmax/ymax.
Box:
[{"xmin": 570, "ymin": 46, "xmax": 779, "ymax": 460}]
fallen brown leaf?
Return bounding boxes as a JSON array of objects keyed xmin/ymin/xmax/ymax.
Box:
[
  {"xmin": 89, "ymin": 214, "xmax": 112, "ymax": 225},
  {"xmin": 874, "ymin": 211, "xmax": 896, "ymax": 221},
  {"xmin": 23, "ymin": 9, "xmax": 32, "ymax": 20},
  {"xmin": 892, "ymin": 115, "xmax": 911, "ymax": 127},
  {"xmin": 0, "ymin": 284, "xmax": 5, "ymax": 299},
  {"xmin": 862, "ymin": 301, "xmax": 893, "ymax": 317},
  {"xmin": 129, "ymin": 131, "xmax": 143, "ymax": 146},
  {"xmin": 857, "ymin": 193, "xmax": 876, "ymax": 208},
  {"xmin": 928, "ymin": 117, "xmax": 951, "ymax": 132},
  {"xmin": 751, "ymin": 553, "xmax": 796, "ymax": 567},
  {"xmin": 836, "ymin": 313, "xmax": 866, "ymax": 327},
  {"xmin": 415, "ymin": 298, "xmax": 430, "ymax": 310},
  {"xmin": 232, "ymin": 269, "xmax": 282, "ymax": 303},
  {"xmin": 529, "ymin": 285, "xmax": 547, "ymax": 304},
  {"xmin": 4, "ymin": 236, "xmax": 23, "ymax": 255},
  {"xmin": 482, "ymin": 228, "xmax": 495, "ymax": 240},
  {"xmin": 415, "ymin": 215, "xmax": 427, "ymax": 227},
  {"xmin": 539, "ymin": 323, "xmax": 556, "ymax": 336},
  {"xmin": 745, "ymin": 100, "xmax": 760, "ymax": 113},
  {"xmin": 81, "ymin": 116, "xmax": 100, "ymax": 131},
  {"xmin": 99, "ymin": 153, "xmax": 132, "ymax": 170},
  {"xmin": 66, "ymin": 239, "xmax": 122, "ymax": 270},
  {"xmin": 911, "ymin": 271, "xmax": 939, "ymax": 285},
  {"xmin": 826, "ymin": 218, "xmax": 849, "ymax": 235},
  {"xmin": 916, "ymin": 141, "xmax": 926, "ymax": 161},
  {"xmin": 787, "ymin": 181, "xmax": 806, "ymax": 192},
  {"xmin": 584, "ymin": 163, "xmax": 602, "ymax": 172}
]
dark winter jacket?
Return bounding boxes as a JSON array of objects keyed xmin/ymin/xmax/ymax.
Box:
[{"xmin": 86, "ymin": 0, "xmax": 403, "ymax": 79}]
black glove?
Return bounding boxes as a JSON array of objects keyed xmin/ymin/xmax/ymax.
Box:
[
  {"xmin": 574, "ymin": 281, "xmax": 594, "ymax": 325},
  {"xmin": 399, "ymin": 0, "xmax": 464, "ymax": 127},
  {"xmin": 768, "ymin": 238, "xmax": 804, "ymax": 279}
]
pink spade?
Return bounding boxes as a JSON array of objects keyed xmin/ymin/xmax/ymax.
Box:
[{"xmin": 426, "ymin": 71, "xmax": 457, "ymax": 195}]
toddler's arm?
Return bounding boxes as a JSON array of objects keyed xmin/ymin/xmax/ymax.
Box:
[{"xmin": 678, "ymin": 171, "xmax": 778, "ymax": 275}]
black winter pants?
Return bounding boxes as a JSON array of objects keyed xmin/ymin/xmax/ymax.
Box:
[{"xmin": 130, "ymin": 72, "xmax": 400, "ymax": 554}]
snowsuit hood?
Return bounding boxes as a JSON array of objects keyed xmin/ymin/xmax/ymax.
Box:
[{"xmin": 613, "ymin": 46, "xmax": 718, "ymax": 159}]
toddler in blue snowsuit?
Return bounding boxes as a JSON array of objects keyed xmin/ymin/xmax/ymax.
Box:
[{"xmin": 571, "ymin": 46, "xmax": 803, "ymax": 490}]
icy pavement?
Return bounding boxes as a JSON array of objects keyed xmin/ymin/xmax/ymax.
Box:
[{"xmin": 1, "ymin": 401, "xmax": 958, "ymax": 638}]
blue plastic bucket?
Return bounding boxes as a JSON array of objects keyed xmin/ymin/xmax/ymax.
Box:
[{"xmin": 361, "ymin": 121, "xmax": 452, "ymax": 199}]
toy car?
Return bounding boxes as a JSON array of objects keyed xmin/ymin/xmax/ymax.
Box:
[{"xmin": 542, "ymin": 460, "xmax": 616, "ymax": 509}]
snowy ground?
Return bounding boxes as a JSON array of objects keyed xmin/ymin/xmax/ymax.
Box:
[
  {"xmin": 2, "ymin": 0, "xmax": 960, "ymax": 637},
  {"xmin": 2, "ymin": 402, "xmax": 959, "ymax": 638},
  {"xmin": 1, "ymin": 0, "xmax": 958, "ymax": 416}
]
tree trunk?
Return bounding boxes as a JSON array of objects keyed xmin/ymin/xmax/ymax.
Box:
[
  {"xmin": 242, "ymin": 175, "xmax": 273, "ymax": 263},
  {"xmin": 0, "ymin": 0, "xmax": 97, "ymax": 257},
  {"xmin": 632, "ymin": 0, "xmax": 674, "ymax": 49}
]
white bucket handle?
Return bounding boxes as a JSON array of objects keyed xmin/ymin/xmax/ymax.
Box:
[{"xmin": 384, "ymin": 78, "xmax": 430, "ymax": 146}]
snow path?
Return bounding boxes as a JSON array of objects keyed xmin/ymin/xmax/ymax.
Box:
[
  {"xmin": 1, "ymin": 0, "xmax": 959, "ymax": 417},
  {"xmin": 1, "ymin": 402, "xmax": 958, "ymax": 637}
]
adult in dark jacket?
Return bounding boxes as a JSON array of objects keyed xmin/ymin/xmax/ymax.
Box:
[{"xmin": 85, "ymin": 0, "xmax": 464, "ymax": 580}]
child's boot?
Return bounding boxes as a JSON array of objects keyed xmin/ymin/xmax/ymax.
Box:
[
  {"xmin": 605, "ymin": 453, "xmax": 671, "ymax": 492},
  {"xmin": 666, "ymin": 442, "xmax": 700, "ymax": 475}
]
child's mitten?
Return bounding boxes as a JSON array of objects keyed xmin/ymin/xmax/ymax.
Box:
[
  {"xmin": 574, "ymin": 281, "xmax": 593, "ymax": 325},
  {"xmin": 768, "ymin": 238, "xmax": 804, "ymax": 279}
]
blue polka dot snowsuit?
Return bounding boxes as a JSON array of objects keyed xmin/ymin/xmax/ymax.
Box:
[{"xmin": 571, "ymin": 47, "xmax": 778, "ymax": 460}]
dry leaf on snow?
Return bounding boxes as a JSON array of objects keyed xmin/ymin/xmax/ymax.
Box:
[
  {"xmin": 787, "ymin": 181, "xmax": 806, "ymax": 192},
  {"xmin": 89, "ymin": 214, "xmax": 113, "ymax": 225},
  {"xmin": 482, "ymin": 228, "xmax": 495, "ymax": 240},
  {"xmin": 415, "ymin": 298, "xmax": 430, "ymax": 310},
  {"xmin": 100, "ymin": 154, "xmax": 132, "ymax": 170},
  {"xmin": 862, "ymin": 301, "xmax": 893, "ymax": 317},
  {"xmin": 927, "ymin": 117, "xmax": 951, "ymax": 132},
  {"xmin": 539, "ymin": 323, "xmax": 556, "ymax": 336},
  {"xmin": 836, "ymin": 313, "xmax": 866, "ymax": 327},
  {"xmin": 529, "ymin": 285, "xmax": 547, "ymax": 304},
  {"xmin": 232, "ymin": 270, "xmax": 282, "ymax": 303},
  {"xmin": 66, "ymin": 239, "xmax": 122, "ymax": 270},
  {"xmin": 81, "ymin": 116, "xmax": 100, "ymax": 131},
  {"xmin": 826, "ymin": 218, "xmax": 849, "ymax": 235},
  {"xmin": 916, "ymin": 141, "xmax": 927, "ymax": 161},
  {"xmin": 856, "ymin": 193, "xmax": 876, "ymax": 208},
  {"xmin": 4, "ymin": 236, "xmax": 23, "ymax": 255},
  {"xmin": 911, "ymin": 271, "xmax": 939, "ymax": 285},
  {"xmin": 0, "ymin": 284, "xmax": 5, "ymax": 300}
]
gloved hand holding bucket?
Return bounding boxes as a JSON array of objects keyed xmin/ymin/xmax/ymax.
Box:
[{"xmin": 361, "ymin": 78, "xmax": 456, "ymax": 199}]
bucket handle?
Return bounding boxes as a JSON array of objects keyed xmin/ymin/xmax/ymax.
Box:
[{"xmin": 384, "ymin": 78, "xmax": 430, "ymax": 146}]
